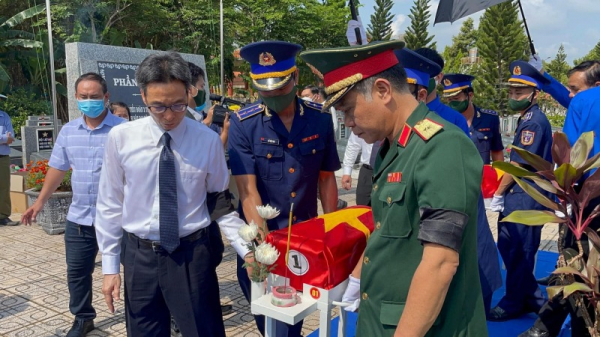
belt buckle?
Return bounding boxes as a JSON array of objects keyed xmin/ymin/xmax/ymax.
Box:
[{"xmin": 151, "ymin": 241, "xmax": 161, "ymax": 252}]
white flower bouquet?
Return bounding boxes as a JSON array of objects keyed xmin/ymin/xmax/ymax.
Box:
[{"xmin": 238, "ymin": 205, "xmax": 281, "ymax": 282}]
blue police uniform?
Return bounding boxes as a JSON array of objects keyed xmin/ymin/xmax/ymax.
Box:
[
  {"xmin": 442, "ymin": 73, "xmax": 503, "ymax": 313},
  {"xmin": 394, "ymin": 48, "xmax": 470, "ymax": 135},
  {"xmin": 228, "ymin": 41, "xmax": 341, "ymax": 337},
  {"xmin": 542, "ymin": 72, "xmax": 571, "ymax": 109},
  {"xmin": 563, "ymin": 86, "xmax": 600, "ymax": 157},
  {"xmin": 494, "ymin": 61, "xmax": 553, "ymax": 318}
]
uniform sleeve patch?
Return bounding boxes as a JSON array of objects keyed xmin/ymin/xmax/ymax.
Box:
[
  {"xmin": 521, "ymin": 130, "xmax": 535, "ymax": 146},
  {"xmin": 413, "ymin": 118, "xmax": 443, "ymax": 141},
  {"xmin": 236, "ymin": 104, "xmax": 265, "ymax": 121}
]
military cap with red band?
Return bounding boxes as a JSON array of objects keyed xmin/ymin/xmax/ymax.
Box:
[{"xmin": 299, "ymin": 40, "xmax": 405, "ymax": 111}]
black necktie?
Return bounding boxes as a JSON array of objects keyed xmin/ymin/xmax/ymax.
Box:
[{"xmin": 159, "ymin": 132, "xmax": 179, "ymax": 253}]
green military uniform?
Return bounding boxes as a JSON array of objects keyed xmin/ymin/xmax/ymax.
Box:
[
  {"xmin": 359, "ymin": 103, "xmax": 487, "ymax": 336},
  {"xmin": 300, "ymin": 41, "xmax": 488, "ymax": 336}
]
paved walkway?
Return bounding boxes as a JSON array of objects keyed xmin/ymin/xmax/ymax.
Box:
[{"xmin": 0, "ymin": 173, "xmax": 560, "ymax": 336}]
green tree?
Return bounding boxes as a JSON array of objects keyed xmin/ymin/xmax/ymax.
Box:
[
  {"xmin": 546, "ymin": 44, "xmax": 570, "ymax": 85},
  {"xmin": 444, "ymin": 18, "xmax": 477, "ymax": 62},
  {"xmin": 574, "ymin": 40, "xmax": 600, "ymax": 66},
  {"xmin": 475, "ymin": 1, "xmax": 528, "ymax": 114},
  {"xmin": 404, "ymin": 0, "xmax": 436, "ymax": 50},
  {"xmin": 0, "ymin": 4, "xmax": 46, "ymax": 91},
  {"xmin": 367, "ymin": 0, "xmax": 394, "ymax": 41}
]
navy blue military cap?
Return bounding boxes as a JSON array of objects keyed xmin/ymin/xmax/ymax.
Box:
[
  {"xmin": 507, "ymin": 61, "xmax": 550, "ymax": 89},
  {"xmin": 240, "ymin": 41, "xmax": 302, "ymax": 91},
  {"xmin": 394, "ymin": 48, "xmax": 441, "ymax": 87},
  {"xmin": 442, "ymin": 73, "xmax": 475, "ymax": 97}
]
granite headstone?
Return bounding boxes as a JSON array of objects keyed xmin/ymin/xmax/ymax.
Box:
[{"xmin": 65, "ymin": 42, "xmax": 208, "ymax": 121}]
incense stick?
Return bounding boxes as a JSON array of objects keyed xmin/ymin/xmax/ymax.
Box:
[{"xmin": 285, "ymin": 203, "xmax": 294, "ymax": 288}]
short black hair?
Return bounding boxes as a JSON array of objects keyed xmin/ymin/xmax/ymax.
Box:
[
  {"xmin": 318, "ymin": 87, "xmax": 327, "ymax": 99},
  {"xmin": 568, "ymin": 60, "xmax": 600, "ymax": 87},
  {"xmin": 303, "ymin": 85, "xmax": 319, "ymax": 95},
  {"xmin": 415, "ymin": 48, "xmax": 444, "ymax": 73},
  {"xmin": 75, "ymin": 72, "xmax": 108, "ymax": 94},
  {"xmin": 109, "ymin": 102, "xmax": 131, "ymax": 120},
  {"xmin": 354, "ymin": 64, "xmax": 410, "ymax": 97},
  {"xmin": 188, "ymin": 62, "xmax": 206, "ymax": 84},
  {"xmin": 136, "ymin": 52, "xmax": 192, "ymax": 94}
]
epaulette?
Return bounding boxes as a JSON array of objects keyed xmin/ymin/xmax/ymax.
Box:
[
  {"xmin": 523, "ymin": 111, "xmax": 533, "ymax": 121},
  {"xmin": 413, "ymin": 118, "xmax": 443, "ymax": 141},
  {"xmin": 480, "ymin": 108, "xmax": 498, "ymax": 116},
  {"xmin": 236, "ymin": 104, "xmax": 265, "ymax": 121},
  {"xmin": 303, "ymin": 100, "xmax": 326, "ymax": 112}
]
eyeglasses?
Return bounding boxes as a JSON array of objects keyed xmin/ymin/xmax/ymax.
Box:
[{"xmin": 147, "ymin": 104, "xmax": 188, "ymax": 114}]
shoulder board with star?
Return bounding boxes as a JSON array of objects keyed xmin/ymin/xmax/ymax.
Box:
[
  {"xmin": 413, "ymin": 118, "xmax": 444, "ymax": 141},
  {"xmin": 236, "ymin": 104, "xmax": 265, "ymax": 121},
  {"xmin": 303, "ymin": 100, "xmax": 326, "ymax": 112},
  {"xmin": 480, "ymin": 108, "xmax": 498, "ymax": 116}
]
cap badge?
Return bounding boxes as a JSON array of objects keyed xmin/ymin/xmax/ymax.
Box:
[
  {"xmin": 259, "ymin": 52, "xmax": 276, "ymax": 66},
  {"xmin": 514, "ymin": 65, "xmax": 522, "ymax": 76},
  {"xmin": 443, "ymin": 79, "xmax": 452, "ymax": 86}
]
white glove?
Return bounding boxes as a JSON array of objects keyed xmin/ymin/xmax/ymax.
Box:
[
  {"xmin": 490, "ymin": 195, "xmax": 504, "ymax": 212},
  {"xmin": 346, "ymin": 16, "xmax": 367, "ymax": 46},
  {"xmin": 341, "ymin": 275, "xmax": 361, "ymax": 312},
  {"xmin": 529, "ymin": 54, "xmax": 543, "ymax": 72}
]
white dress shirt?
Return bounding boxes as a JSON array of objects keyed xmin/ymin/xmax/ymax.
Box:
[
  {"xmin": 95, "ymin": 116, "xmax": 249, "ymax": 274},
  {"xmin": 342, "ymin": 132, "xmax": 372, "ymax": 175}
]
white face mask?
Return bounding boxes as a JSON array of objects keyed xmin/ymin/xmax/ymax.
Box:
[{"xmin": 301, "ymin": 96, "xmax": 312, "ymax": 102}]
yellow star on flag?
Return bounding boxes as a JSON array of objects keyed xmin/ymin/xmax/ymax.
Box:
[{"xmin": 317, "ymin": 207, "xmax": 372, "ymax": 239}]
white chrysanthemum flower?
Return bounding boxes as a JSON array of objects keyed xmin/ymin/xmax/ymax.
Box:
[
  {"xmin": 254, "ymin": 243, "xmax": 280, "ymax": 265},
  {"xmin": 256, "ymin": 205, "xmax": 280, "ymax": 220},
  {"xmin": 238, "ymin": 221, "xmax": 259, "ymax": 242}
]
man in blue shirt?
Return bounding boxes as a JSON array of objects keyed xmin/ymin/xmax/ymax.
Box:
[
  {"xmin": 0, "ymin": 107, "xmax": 18, "ymax": 226},
  {"xmin": 414, "ymin": 47, "xmax": 470, "ymax": 135},
  {"xmin": 21, "ymin": 73, "xmax": 125, "ymax": 337},
  {"xmin": 228, "ymin": 40, "xmax": 340, "ymax": 337},
  {"xmin": 489, "ymin": 61, "xmax": 553, "ymax": 322}
]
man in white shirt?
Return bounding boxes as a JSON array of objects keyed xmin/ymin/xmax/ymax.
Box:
[
  {"xmin": 95, "ymin": 52, "xmax": 249, "ymax": 337},
  {"xmin": 341, "ymin": 132, "xmax": 373, "ymax": 206}
]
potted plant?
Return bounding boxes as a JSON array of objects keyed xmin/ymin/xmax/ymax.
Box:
[
  {"xmin": 24, "ymin": 160, "xmax": 73, "ymax": 235},
  {"xmin": 493, "ymin": 131, "xmax": 600, "ymax": 335}
]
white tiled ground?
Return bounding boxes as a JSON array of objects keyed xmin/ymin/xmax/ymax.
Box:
[{"xmin": 0, "ymin": 172, "xmax": 559, "ymax": 336}]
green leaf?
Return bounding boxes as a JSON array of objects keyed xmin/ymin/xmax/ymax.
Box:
[
  {"xmin": 492, "ymin": 161, "xmax": 536, "ymax": 178},
  {"xmin": 546, "ymin": 285, "xmax": 564, "ymax": 299},
  {"xmin": 555, "ymin": 163, "xmax": 577, "ymax": 190},
  {"xmin": 526, "ymin": 176, "xmax": 559, "ymax": 195},
  {"xmin": 512, "ymin": 176, "xmax": 560, "ymax": 211},
  {"xmin": 1, "ymin": 4, "xmax": 46, "ymax": 29},
  {"xmin": 581, "ymin": 151, "xmax": 600, "ymax": 173},
  {"xmin": 570, "ymin": 131, "xmax": 595, "ymax": 169},
  {"xmin": 551, "ymin": 132, "xmax": 571, "ymax": 166},
  {"xmin": 501, "ymin": 210, "xmax": 566, "ymax": 225},
  {"xmin": 579, "ymin": 168, "xmax": 600, "ymax": 210},
  {"xmin": 509, "ymin": 145, "xmax": 553, "ymax": 172},
  {"xmin": 563, "ymin": 282, "xmax": 593, "ymax": 298},
  {"xmin": 585, "ymin": 227, "xmax": 600, "ymax": 251},
  {"xmin": 552, "ymin": 266, "xmax": 586, "ymax": 280},
  {"xmin": 0, "ymin": 39, "xmax": 43, "ymax": 48}
]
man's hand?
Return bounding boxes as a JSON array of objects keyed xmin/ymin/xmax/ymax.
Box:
[
  {"xmin": 490, "ymin": 194, "xmax": 504, "ymax": 212},
  {"xmin": 342, "ymin": 275, "xmax": 361, "ymax": 312},
  {"xmin": 342, "ymin": 174, "xmax": 352, "ymax": 190},
  {"xmin": 21, "ymin": 201, "xmax": 44, "ymax": 226},
  {"xmin": 203, "ymin": 105, "xmax": 215, "ymax": 126},
  {"xmin": 529, "ymin": 54, "xmax": 543, "ymax": 73},
  {"xmin": 102, "ymin": 274, "xmax": 122, "ymax": 313},
  {"xmin": 244, "ymin": 253, "xmax": 258, "ymax": 279},
  {"xmin": 6, "ymin": 132, "xmax": 14, "ymax": 145},
  {"xmin": 346, "ymin": 16, "xmax": 367, "ymax": 46}
]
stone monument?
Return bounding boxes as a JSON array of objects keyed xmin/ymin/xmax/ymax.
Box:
[
  {"xmin": 65, "ymin": 42, "xmax": 208, "ymax": 121},
  {"xmin": 21, "ymin": 116, "xmax": 62, "ymax": 164}
]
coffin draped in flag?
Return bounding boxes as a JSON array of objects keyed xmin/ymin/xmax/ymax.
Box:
[
  {"xmin": 434, "ymin": 0, "xmax": 511, "ymax": 24},
  {"xmin": 265, "ymin": 206, "xmax": 374, "ymax": 291}
]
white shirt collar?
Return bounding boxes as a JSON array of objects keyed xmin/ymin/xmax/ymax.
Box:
[{"xmin": 147, "ymin": 116, "xmax": 187, "ymax": 148}]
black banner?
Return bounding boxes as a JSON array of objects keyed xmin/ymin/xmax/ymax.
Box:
[
  {"xmin": 98, "ymin": 62, "xmax": 147, "ymax": 120},
  {"xmin": 36, "ymin": 128, "xmax": 54, "ymax": 151}
]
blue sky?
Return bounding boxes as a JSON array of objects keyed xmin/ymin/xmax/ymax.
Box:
[{"xmin": 358, "ymin": 0, "xmax": 600, "ymax": 64}]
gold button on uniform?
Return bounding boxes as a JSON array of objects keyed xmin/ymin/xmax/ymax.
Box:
[
  {"xmin": 373, "ymin": 184, "xmax": 378, "ymax": 191},
  {"xmin": 291, "ymin": 192, "xmax": 297, "ymax": 198},
  {"xmin": 289, "ymin": 168, "xmax": 295, "ymax": 174},
  {"xmin": 376, "ymin": 222, "xmax": 381, "ymax": 230},
  {"xmin": 266, "ymin": 153, "xmax": 272, "ymax": 159},
  {"xmin": 510, "ymin": 189, "xmax": 514, "ymax": 193},
  {"xmin": 312, "ymin": 149, "xmax": 316, "ymax": 154},
  {"xmin": 293, "ymin": 216, "xmax": 297, "ymax": 222},
  {"xmin": 362, "ymin": 292, "xmax": 368, "ymax": 300},
  {"xmin": 484, "ymin": 136, "xmax": 488, "ymax": 140},
  {"xmin": 288, "ymin": 143, "xmax": 294, "ymax": 149},
  {"xmin": 386, "ymin": 196, "xmax": 392, "ymax": 204},
  {"xmin": 364, "ymin": 256, "xmax": 369, "ymax": 264}
]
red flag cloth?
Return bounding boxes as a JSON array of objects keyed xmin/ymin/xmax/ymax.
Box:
[
  {"xmin": 481, "ymin": 164, "xmax": 502, "ymax": 198},
  {"xmin": 266, "ymin": 206, "xmax": 374, "ymax": 290}
]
